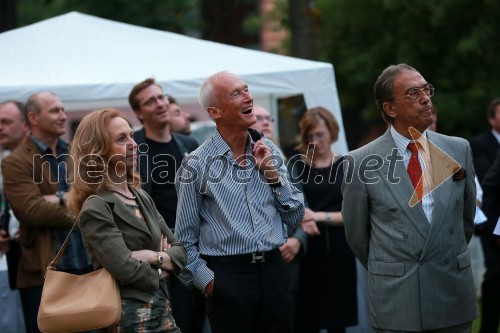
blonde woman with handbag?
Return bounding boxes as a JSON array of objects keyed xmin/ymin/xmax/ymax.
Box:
[{"xmin": 67, "ymin": 109, "xmax": 187, "ymax": 332}]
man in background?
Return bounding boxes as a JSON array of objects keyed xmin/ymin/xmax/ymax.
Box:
[
  {"xmin": 2, "ymin": 92, "xmax": 91, "ymax": 333},
  {"xmin": 168, "ymin": 95, "xmax": 193, "ymax": 136},
  {"xmin": 129, "ymin": 79, "xmax": 205, "ymax": 333},
  {"xmin": 470, "ymin": 97, "xmax": 500, "ymax": 333},
  {"xmin": 250, "ymin": 104, "xmax": 307, "ymax": 331},
  {"xmin": 0, "ymin": 100, "xmax": 28, "ymax": 333}
]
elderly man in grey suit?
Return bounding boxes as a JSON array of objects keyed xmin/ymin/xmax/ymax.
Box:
[{"xmin": 342, "ymin": 63, "xmax": 478, "ymax": 332}]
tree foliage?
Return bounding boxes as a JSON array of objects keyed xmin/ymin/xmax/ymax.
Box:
[
  {"xmin": 315, "ymin": 0, "xmax": 500, "ymax": 144},
  {"xmin": 18, "ymin": 0, "xmax": 200, "ymax": 34}
]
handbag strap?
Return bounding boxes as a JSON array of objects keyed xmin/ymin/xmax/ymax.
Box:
[{"xmin": 45, "ymin": 194, "xmax": 98, "ymax": 274}]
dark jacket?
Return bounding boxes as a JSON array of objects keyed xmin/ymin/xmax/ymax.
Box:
[{"xmin": 134, "ymin": 128, "xmax": 199, "ymax": 195}]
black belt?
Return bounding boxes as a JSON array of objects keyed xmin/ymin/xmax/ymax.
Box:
[{"xmin": 202, "ymin": 248, "xmax": 280, "ymax": 264}]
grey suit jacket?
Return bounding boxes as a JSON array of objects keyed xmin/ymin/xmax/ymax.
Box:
[
  {"xmin": 341, "ymin": 128, "xmax": 478, "ymax": 331},
  {"xmin": 78, "ymin": 188, "xmax": 187, "ymax": 303}
]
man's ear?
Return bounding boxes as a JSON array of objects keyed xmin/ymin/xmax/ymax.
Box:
[
  {"xmin": 27, "ymin": 112, "xmax": 38, "ymax": 127},
  {"xmin": 382, "ymin": 101, "xmax": 397, "ymax": 120},
  {"xmin": 134, "ymin": 110, "xmax": 143, "ymax": 121},
  {"xmin": 207, "ymin": 106, "xmax": 220, "ymax": 119}
]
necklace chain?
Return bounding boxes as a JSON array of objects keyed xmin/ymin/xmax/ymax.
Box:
[{"xmin": 109, "ymin": 188, "xmax": 136, "ymax": 200}]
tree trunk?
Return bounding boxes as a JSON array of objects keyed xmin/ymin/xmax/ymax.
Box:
[{"xmin": 288, "ymin": 0, "xmax": 319, "ymax": 60}]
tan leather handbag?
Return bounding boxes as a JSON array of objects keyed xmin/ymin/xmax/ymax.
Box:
[{"xmin": 37, "ymin": 197, "xmax": 121, "ymax": 333}]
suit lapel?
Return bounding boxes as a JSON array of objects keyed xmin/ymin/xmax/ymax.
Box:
[
  {"xmin": 421, "ymin": 133, "xmax": 458, "ymax": 254},
  {"xmin": 100, "ymin": 190, "xmax": 151, "ymax": 237},
  {"xmin": 377, "ymin": 130, "xmax": 430, "ymax": 238}
]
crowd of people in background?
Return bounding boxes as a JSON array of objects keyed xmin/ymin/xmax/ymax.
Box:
[{"xmin": 0, "ymin": 64, "xmax": 499, "ymax": 333}]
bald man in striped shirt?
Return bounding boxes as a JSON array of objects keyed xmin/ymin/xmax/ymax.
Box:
[{"xmin": 175, "ymin": 71, "xmax": 305, "ymax": 333}]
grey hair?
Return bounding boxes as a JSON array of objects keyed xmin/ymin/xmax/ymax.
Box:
[
  {"xmin": 374, "ymin": 64, "xmax": 419, "ymax": 124},
  {"xmin": 198, "ymin": 70, "xmax": 231, "ymax": 112}
]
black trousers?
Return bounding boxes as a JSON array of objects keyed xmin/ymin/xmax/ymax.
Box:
[
  {"xmin": 167, "ymin": 274, "xmax": 207, "ymax": 333},
  {"xmin": 204, "ymin": 250, "xmax": 292, "ymax": 333},
  {"xmin": 479, "ymin": 234, "xmax": 500, "ymax": 333},
  {"xmin": 19, "ymin": 286, "xmax": 43, "ymax": 333}
]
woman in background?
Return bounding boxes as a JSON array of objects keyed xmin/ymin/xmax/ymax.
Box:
[
  {"xmin": 67, "ymin": 108, "xmax": 187, "ymax": 332},
  {"xmin": 289, "ymin": 107, "xmax": 357, "ymax": 333}
]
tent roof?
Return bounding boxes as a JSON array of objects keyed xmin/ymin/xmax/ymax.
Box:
[
  {"xmin": 0, "ymin": 12, "xmax": 348, "ymax": 153},
  {"xmin": 1, "ymin": 12, "xmax": 333, "ymax": 101}
]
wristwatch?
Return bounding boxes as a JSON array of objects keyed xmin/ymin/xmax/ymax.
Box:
[{"xmin": 156, "ymin": 252, "xmax": 164, "ymax": 268}]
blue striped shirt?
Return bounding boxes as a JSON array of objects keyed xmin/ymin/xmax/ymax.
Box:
[{"xmin": 174, "ymin": 130, "xmax": 305, "ymax": 290}]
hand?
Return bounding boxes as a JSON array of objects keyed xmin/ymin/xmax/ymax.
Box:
[
  {"xmin": 205, "ymin": 279, "xmax": 214, "ymax": 297},
  {"xmin": 279, "ymin": 238, "xmax": 301, "ymax": 263},
  {"xmin": 131, "ymin": 249, "xmax": 155, "ymax": 263},
  {"xmin": 162, "ymin": 236, "xmax": 171, "ymax": 251},
  {"xmin": 42, "ymin": 194, "xmax": 59, "ymax": 205},
  {"xmin": 160, "ymin": 269, "xmax": 171, "ymax": 279},
  {"xmin": 0, "ymin": 229, "xmax": 11, "ymax": 253},
  {"xmin": 301, "ymin": 208, "xmax": 320, "ymax": 236},
  {"xmin": 252, "ymin": 140, "xmax": 279, "ymax": 182}
]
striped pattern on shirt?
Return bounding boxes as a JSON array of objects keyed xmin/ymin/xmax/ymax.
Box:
[{"xmin": 174, "ymin": 130, "xmax": 305, "ymax": 290}]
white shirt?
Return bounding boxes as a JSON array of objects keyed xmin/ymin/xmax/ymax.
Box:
[{"xmin": 390, "ymin": 126, "xmax": 434, "ymax": 223}]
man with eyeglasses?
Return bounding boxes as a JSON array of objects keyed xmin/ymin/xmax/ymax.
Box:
[
  {"xmin": 250, "ymin": 105, "xmax": 275, "ymax": 141},
  {"xmin": 342, "ymin": 64, "xmax": 478, "ymax": 332},
  {"xmin": 128, "ymin": 78, "xmax": 205, "ymax": 333}
]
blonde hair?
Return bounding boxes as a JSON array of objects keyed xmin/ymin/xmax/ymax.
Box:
[{"xmin": 66, "ymin": 109, "xmax": 141, "ymax": 216}]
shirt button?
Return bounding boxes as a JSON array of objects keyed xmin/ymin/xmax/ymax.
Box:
[{"xmin": 444, "ymin": 258, "xmax": 450, "ymax": 264}]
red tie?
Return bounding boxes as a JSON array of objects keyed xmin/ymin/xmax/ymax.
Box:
[{"xmin": 407, "ymin": 142, "xmax": 423, "ymax": 200}]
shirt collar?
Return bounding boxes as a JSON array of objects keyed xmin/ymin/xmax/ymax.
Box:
[
  {"xmin": 211, "ymin": 129, "xmax": 255, "ymax": 157},
  {"xmin": 390, "ymin": 126, "xmax": 429, "ymax": 154},
  {"xmin": 30, "ymin": 134, "xmax": 68, "ymax": 155},
  {"xmin": 491, "ymin": 129, "xmax": 500, "ymax": 144}
]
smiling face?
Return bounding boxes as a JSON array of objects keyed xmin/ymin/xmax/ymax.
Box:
[
  {"xmin": 383, "ymin": 70, "xmax": 434, "ymax": 137},
  {"xmin": 209, "ymin": 73, "xmax": 255, "ymax": 131},
  {"xmin": 107, "ymin": 116, "xmax": 137, "ymax": 173}
]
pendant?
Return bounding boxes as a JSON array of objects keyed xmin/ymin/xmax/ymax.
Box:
[{"xmin": 134, "ymin": 207, "xmax": 143, "ymax": 220}]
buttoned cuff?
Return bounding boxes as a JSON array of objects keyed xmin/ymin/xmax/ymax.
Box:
[{"xmin": 193, "ymin": 264, "xmax": 214, "ymax": 291}]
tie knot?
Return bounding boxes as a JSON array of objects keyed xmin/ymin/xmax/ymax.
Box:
[{"xmin": 407, "ymin": 142, "xmax": 419, "ymax": 154}]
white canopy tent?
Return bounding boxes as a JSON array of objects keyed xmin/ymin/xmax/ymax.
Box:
[{"xmin": 0, "ymin": 11, "xmax": 348, "ymax": 153}]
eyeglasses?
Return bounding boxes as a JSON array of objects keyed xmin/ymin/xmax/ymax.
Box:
[
  {"xmin": 139, "ymin": 94, "xmax": 167, "ymax": 108},
  {"xmin": 389, "ymin": 84, "xmax": 435, "ymax": 102},
  {"xmin": 306, "ymin": 132, "xmax": 328, "ymax": 142},
  {"xmin": 255, "ymin": 115, "xmax": 275, "ymax": 123}
]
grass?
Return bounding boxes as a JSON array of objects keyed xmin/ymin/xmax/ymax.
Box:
[{"xmin": 472, "ymin": 298, "xmax": 481, "ymax": 333}]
